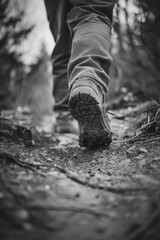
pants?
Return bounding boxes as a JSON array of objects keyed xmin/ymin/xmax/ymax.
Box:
[{"xmin": 44, "ymin": 0, "xmax": 115, "ymax": 111}]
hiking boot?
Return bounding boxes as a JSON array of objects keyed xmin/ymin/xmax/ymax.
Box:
[
  {"xmin": 54, "ymin": 111, "xmax": 78, "ymax": 134},
  {"xmin": 68, "ymin": 78, "xmax": 112, "ymax": 148}
]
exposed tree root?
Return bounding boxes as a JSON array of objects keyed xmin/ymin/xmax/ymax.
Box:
[{"xmin": 0, "ymin": 152, "xmax": 46, "ymax": 177}]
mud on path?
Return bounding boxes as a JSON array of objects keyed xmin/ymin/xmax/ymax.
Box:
[{"xmin": 0, "ymin": 104, "xmax": 160, "ymax": 240}]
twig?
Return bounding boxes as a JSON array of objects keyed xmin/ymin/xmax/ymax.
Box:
[
  {"xmin": 107, "ymin": 111, "xmax": 121, "ymax": 119},
  {"xmin": 114, "ymin": 135, "xmax": 160, "ymax": 144},
  {"xmin": 112, "ymin": 102, "xmax": 159, "ymax": 119},
  {"xmin": 140, "ymin": 136, "xmax": 160, "ymax": 142},
  {"xmin": 114, "ymin": 119, "xmax": 160, "ymax": 144},
  {"xmin": 155, "ymin": 108, "xmax": 160, "ymax": 119},
  {"xmin": 140, "ymin": 120, "xmax": 156, "ymax": 130}
]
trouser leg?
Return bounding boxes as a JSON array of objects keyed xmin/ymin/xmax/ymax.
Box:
[
  {"xmin": 67, "ymin": 0, "xmax": 115, "ymax": 95},
  {"xmin": 44, "ymin": 0, "xmax": 72, "ymax": 111}
]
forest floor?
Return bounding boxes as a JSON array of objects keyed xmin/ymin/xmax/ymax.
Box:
[{"xmin": 0, "ymin": 96, "xmax": 160, "ymax": 240}]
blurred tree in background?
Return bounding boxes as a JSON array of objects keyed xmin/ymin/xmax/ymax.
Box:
[
  {"xmin": 0, "ymin": 0, "xmax": 33, "ymax": 110},
  {"xmin": 109, "ymin": 0, "xmax": 160, "ymax": 101},
  {"xmin": 136, "ymin": 0, "xmax": 160, "ymax": 71}
]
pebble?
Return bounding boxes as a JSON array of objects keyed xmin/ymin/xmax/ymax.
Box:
[
  {"xmin": 135, "ymin": 154, "xmax": 144, "ymax": 160},
  {"xmin": 126, "ymin": 145, "xmax": 136, "ymax": 154},
  {"xmin": 107, "ymin": 170, "xmax": 113, "ymax": 175},
  {"xmin": 90, "ymin": 172, "xmax": 95, "ymax": 177},
  {"xmin": 92, "ymin": 160, "xmax": 96, "ymax": 164},
  {"xmin": 138, "ymin": 147, "xmax": 148, "ymax": 154}
]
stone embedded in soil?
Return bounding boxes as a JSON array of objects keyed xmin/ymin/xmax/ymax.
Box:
[
  {"xmin": 138, "ymin": 147, "xmax": 148, "ymax": 154},
  {"xmin": 126, "ymin": 145, "xmax": 136, "ymax": 154}
]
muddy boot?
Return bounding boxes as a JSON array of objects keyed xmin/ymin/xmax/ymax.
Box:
[{"xmin": 69, "ymin": 78, "xmax": 112, "ymax": 148}]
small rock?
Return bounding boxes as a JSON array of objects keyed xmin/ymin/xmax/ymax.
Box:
[
  {"xmin": 126, "ymin": 145, "xmax": 136, "ymax": 154},
  {"xmin": 90, "ymin": 172, "xmax": 95, "ymax": 177},
  {"xmin": 47, "ymin": 157, "xmax": 52, "ymax": 162},
  {"xmin": 107, "ymin": 170, "xmax": 113, "ymax": 175},
  {"xmin": 138, "ymin": 147, "xmax": 148, "ymax": 154},
  {"xmin": 135, "ymin": 154, "xmax": 144, "ymax": 160},
  {"xmin": 73, "ymin": 154, "xmax": 77, "ymax": 159}
]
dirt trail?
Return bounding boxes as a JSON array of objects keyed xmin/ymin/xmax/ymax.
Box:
[{"xmin": 0, "ymin": 106, "xmax": 160, "ymax": 240}]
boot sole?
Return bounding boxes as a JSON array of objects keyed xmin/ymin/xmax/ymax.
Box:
[{"xmin": 69, "ymin": 92, "xmax": 112, "ymax": 148}]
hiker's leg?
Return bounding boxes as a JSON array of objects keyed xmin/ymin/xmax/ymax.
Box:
[
  {"xmin": 67, "ymin": 0, "xmax": 115, "ymax": 95},
  {"xmin": 44, "ymin": 0, "xmax": 72, "ymax": 111},
  {"xmin": 44, "ymin": 0, "xmax": 78, "ymax": 133}
]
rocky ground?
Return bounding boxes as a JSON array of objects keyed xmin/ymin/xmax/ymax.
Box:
[{"xmin": 0, "ymin": 99, "xmax": 160, "ymax": 240}]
